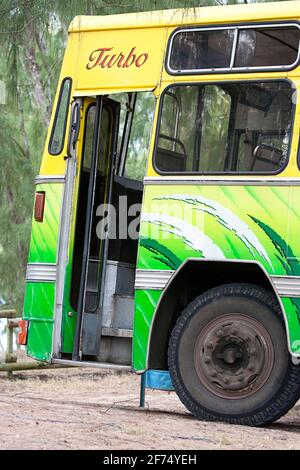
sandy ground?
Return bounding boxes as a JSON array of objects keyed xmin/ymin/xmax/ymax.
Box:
[{"xmin": 1, "ymin": 365, "xmax": 300, "ymax": 450}]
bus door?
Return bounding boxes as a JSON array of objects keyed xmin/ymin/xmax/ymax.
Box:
[{"xmin": 69, "ymin": 96, "xmax": 120, "ymax": 361}]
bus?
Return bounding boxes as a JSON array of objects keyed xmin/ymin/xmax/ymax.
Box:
[{"xmin": 19, "ymin": 0, "xmax": 300, "ymax": 426}]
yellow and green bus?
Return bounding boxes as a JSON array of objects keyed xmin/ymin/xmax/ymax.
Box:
[{"xmin": 20, "ymin": 0, "xmax": 300, "ymax": 426}]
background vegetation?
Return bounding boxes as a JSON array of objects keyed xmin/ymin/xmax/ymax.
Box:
[{"xmin": 0, "ymin": 0, "xmax": 288, "ymax": 312}]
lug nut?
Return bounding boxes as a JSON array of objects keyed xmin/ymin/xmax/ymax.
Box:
[{"xmin": 216, "ymin": 329, "xmax": 224, "ymax": 338}]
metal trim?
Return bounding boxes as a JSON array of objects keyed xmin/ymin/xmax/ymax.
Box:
[
  {"xmin": 271, "ymin": 275, "xmax": 300, "ymax": 298},
  {"xmin": 35, "ymin": 175, "xmax": 65, "ymax": 185},
  {"xmin": 143, "ymin": 177, "xmax": 300, "ymax": 186},
  {"xmin": 52, "ymin": 100, "xmax": 80, "ymax": 359},
  {"xmin": 135, "ymin": 269, "xmax": 174, "ymax": 290},
  {"xmin": 135, "ymin": 269, "xmax": 300, "ymax": 298},
  {"xmin": 26, "ymin": 263, "xmax": 57, "ymax": 283}
]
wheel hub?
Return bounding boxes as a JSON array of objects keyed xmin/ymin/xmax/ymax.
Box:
[{"xmin": 194, "ymin": 314, "xmax": 274, "ymax": 399}]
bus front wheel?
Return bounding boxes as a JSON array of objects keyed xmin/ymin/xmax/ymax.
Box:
[{"xmin": 168, "ymin": 283, "xmax": 300, "ymax": 426}]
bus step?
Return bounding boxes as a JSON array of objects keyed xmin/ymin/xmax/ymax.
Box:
[
  {"xmin": 101, "ymin": 327, "xmax": 133, "ymax": 338},
  {"xmin": 53, "ymin": 358, "xmax": 132, "ymax": 371}
]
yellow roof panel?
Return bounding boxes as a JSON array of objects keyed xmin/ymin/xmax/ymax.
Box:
[{"xmin": 69, "ymin": 1, "xmax": 300, "ymax": 33}]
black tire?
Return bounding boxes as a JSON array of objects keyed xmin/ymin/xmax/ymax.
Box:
[{"xmin": 168, "ymin": 283, "xmax": 300, "ymax": 426}]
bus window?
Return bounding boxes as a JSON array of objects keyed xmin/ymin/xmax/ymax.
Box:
[
  {"xmin": 49, "ymin": 78, "xmax": 72, "ymax": 155},
  {"xmin": 155, "ymin": 81, "xmax": 293, "ymax": 174},
  {"xmin": 109, "ymin": 93, "xmax": 129, "ymax": 157},
  {"xmin": 199, "ymin": 86, "xmax": 231, "ymax": 173},
  {"xmin": 157, "ymin": 86, "xmax": 198, "ymax": 172},
  {"xmin": 168, "ymin": 25, "xmax": 300, "ymax": 74},
  {"xmin": 169, "ymin": 28, "xmax": 235, "ymax": 71},
  {"xmin": 123, "ymin": 92, "xmax": 156, "ymax": 181},
  {"xmin": 234, "ymin": 27, "xmax": 300, "ymax": 68}
]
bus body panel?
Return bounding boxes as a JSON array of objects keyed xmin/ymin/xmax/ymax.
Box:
[
  {"xmin": 22, "ymin": 0, "xmax": 300, "ymax": 368},
  {"xmin": 24, "ymin": 183, "xmax": 64, "ymax": 360},
  {"xmin": 132, "ymin": 183, "xmax": 300, "ymax": 370},
  {"xmin": 72, "ymin": 27, "xmax": 166, "ymax": 96}
]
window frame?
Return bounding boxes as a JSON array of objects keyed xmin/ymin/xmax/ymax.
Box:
[
  {"xmin": 153, "ymin": 79, "xmax": 295, "ymax": 176},
  {"xmin": 80, "ymin": 102, "xmax": 96, "ymax": 170},
  {"xmin": 48, "ymin": 77, "xmax": 72, "ymax": 156},
  {"xmin": 166, "ymin": 21, "xmax": 300, "ymax": 76}
]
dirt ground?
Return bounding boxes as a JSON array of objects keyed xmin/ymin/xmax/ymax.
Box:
[{"xmin": 1, "ymin": 365, "xmax": 300, "ymax": 450}]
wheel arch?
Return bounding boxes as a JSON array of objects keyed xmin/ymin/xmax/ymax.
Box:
[{"xmin": 146, "ymin": 258, "xmax": 293, "ymax": 370}]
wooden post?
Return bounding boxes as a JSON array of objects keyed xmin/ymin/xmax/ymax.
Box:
[
  {"xmin": 0, "ymin": 310, "xmax": 16, "ymax": 319},
  {"xmin": 0, "ymin": 362, "xmax": 71, "ymax": 372},
  {"xmin": 0, "ymin": 310, "xmax": 17, "ymax": 378},
  {"xmin": 6, "ymin": 318, "xmax": 15, "ymax": 379},
  {"xmin": 0, "ymin": 309, "xmax": 71, "ymax": 375}
]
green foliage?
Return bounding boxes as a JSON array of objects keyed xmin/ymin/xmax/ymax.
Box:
[{"xmin": 0, "ymin": 0, "xmax": 288, "ymax": 312}]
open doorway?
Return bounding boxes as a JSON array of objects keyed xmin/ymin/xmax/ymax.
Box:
[{"xmin": 65, "ymin": 91, "xmax": 155, "ymax": 365}]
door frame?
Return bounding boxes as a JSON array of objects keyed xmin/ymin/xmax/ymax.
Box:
[
  {"xmin": 72, "ymin": 96, "xmax": 120, "ymax": 361},
  {"xmin": 52, "ymin": 98, "xmax": 82, "ymax": 359}
]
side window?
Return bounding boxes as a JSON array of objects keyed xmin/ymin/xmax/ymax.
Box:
[
  {"xmin": 154, "ymin": 81, "xmax": 293, "ymax": 174},
  {"xmin": 199, "ymin": 86, "xmax": 231, "ymax": 172},
  {"xmin": 168, "ymin": 25, "xmax": 300, "ymax": 74},
  {"xmin": 170, "ymin": 29, "xmax": 235, "ymax": 71},
  {"xmin": 157, "ymin": 86, "xmax": 198, "ymax": 172},
  {"xmin": 49, "ymin": 78, "xmax": 72, "ymax": 155},
  {"xmin": 234, "ymin": 27, "xmax": 299, "ymax": 68},
  {"xmin": 123, "ymin": 92, "xmax": 156, "ymax": 181}
]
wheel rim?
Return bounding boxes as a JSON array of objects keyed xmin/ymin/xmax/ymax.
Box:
[{"xmin": 193, "ymin": 314, "xmax": 275, "ymax": 399}]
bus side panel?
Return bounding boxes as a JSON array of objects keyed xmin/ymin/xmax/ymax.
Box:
[
  {"xmin": 132, "ymin": 183, "xmax": 300, "ymax": 371},
  {"xmin": 132, "ymin": 290, "xmax": 162, "ymax": 371},
  {"xmin": 281, "ymin": 298, "xmax": 300, "ymax": 353},
  {"xmin": 23, "ymin": 283, "xmax": 55, "ymax": 361},
  {"xmin": 27, "ymin": 184, "xmax": 64, "ymax": 264},
  {"xmin": 286, "ymin": 186, "xmax": 300, "ymax": 275},
  {"xmin": 23, "ymin": 183, "xmax": 64, "ymax": 361}
]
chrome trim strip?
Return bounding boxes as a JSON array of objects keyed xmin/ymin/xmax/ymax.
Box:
[
  {"xmin": 230, "ymin": 28, "xmax": 239, "ymax": 69},
  {"xmin": 143, "ymin": 177, "xmax": 300, "ymax": 186},
  {"xmin": 135, "ymin": 269, "xmax": 174, "ymax": 290},
  {"xmin": 271, "ymin": 276, "xmax": 300, "ymax": 298},
  {"xmin": 35, "ymin": 175, "xmax": 65, "ymax": 185},
  {"xmin": 26, "ymin": 263, "xmax": 57, "ymax": 283},
  {"xmin": 53, "ymin": 101, "xmax": 81, "ymax": 359},
  {"xmin": 135, "ymin": 269, "xmax": 300, "ymax": 297}
]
